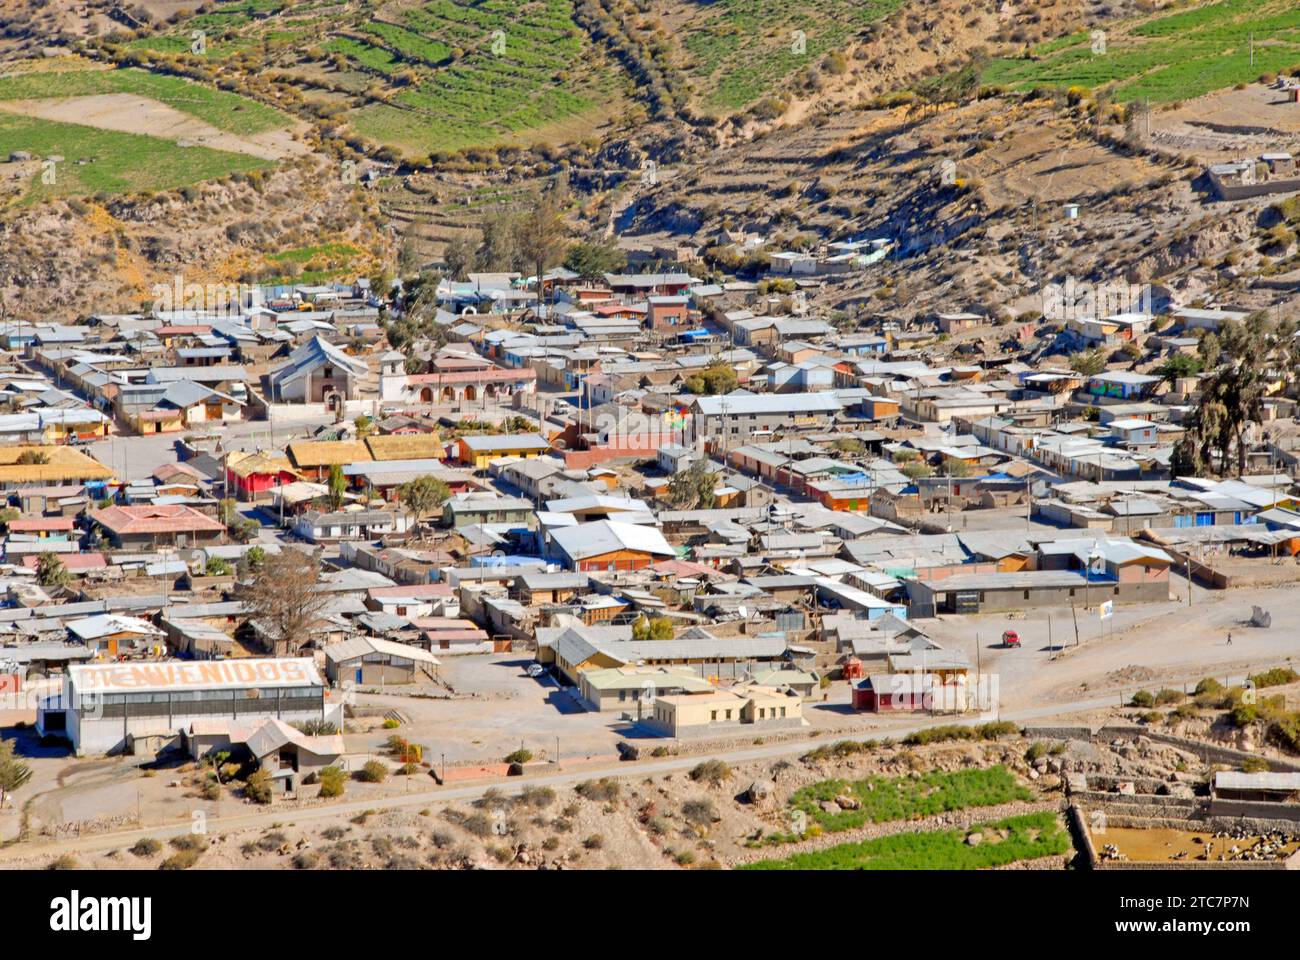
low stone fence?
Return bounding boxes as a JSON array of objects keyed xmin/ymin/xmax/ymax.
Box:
[
  {"xmin": 1099, "ymin": 723, "xmax": 1300, "ymax": 772},
  {"xmin": 1022, "ymin": 725, "xmax": 1095, "ymax": 740}
]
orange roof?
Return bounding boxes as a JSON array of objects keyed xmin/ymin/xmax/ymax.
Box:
[{"xmin": 90, "ymin": 504, "xmax": 225, "ymax": 535}]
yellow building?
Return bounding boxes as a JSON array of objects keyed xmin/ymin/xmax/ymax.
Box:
[
  {"xmin": 457, "ymin": 433, "xmax": 550, "ymax": 471},
  {"xmin": 645, "ymin": 685, "xmax": 803, "ymax": 737}
]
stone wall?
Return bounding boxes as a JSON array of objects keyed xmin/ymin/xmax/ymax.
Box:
[{"xmin": 1100, "ymin": 723, "xmax": 1300, "ymax": 772}]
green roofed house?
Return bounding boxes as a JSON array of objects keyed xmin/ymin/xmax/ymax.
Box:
[
  {"xmin": 577, "ymin": 666, "xmax": 715, "ymax": 713},
  {"xmin": 746, "ymin": 668, "xmax": 819, "ymax": 699}
]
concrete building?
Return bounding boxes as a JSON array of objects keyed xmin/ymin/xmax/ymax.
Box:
[
  {"xmin": 642, "ymin": 685, "xmax": 803, "ymax": 737},
  {"xmin": 324, "ymin": 636, "xmax": 441, "ymax": 685},
  {"xmin": 37, "ymin": 657, "xmax": 336, "ymax": 755},
  {"xmin": 691, "ymin": 393, "xmax": 840, "ymax": 441},
  {"xmin": 576, "ymin": 665, "xmax": 713, "ymax": 712},
  {"xmin": 268, "ymin": 336, "xmax": 368, "ymax": 405}
]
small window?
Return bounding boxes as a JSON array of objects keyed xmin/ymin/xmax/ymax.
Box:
[{"xmin": 1023, "ymin": 590, "xmax": 1030, "ymax": 600}]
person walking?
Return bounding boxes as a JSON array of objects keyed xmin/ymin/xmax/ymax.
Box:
[{"xmin": 1226, "ymin": 631, "xmax": 1233, "ymax": 646}]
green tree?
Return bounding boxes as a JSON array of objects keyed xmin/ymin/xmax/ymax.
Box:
[
  {"xmin": 35, "ymin": 552, "xmax": 69, "ymax": 588},
  {"xmin": 1068, "ymin": 348, "xmax": 1107, "ymax": 377},
  {"xmin": 563, "ymin": 240, "xmax": 626, "ymax": 279},
  {"xmin": 632, "ymin": 615, "xmax": 674, "ymax": 641},
  {"xmin": 1156, "ymin": 353, "xmax": 1203, "ymax": 385},
  {"xmin": 0, "ymin": 738, "xmax": 33, "ymax": 811},
  {"xmin": 442, "ymin": 233, "xmax": 478, "ymax": 281},
  {"xmin": 665, "ymin": 458, "xmax": 718, "ymax": 509},
  {"xmin": 327, "ymin": 464, "xmax": 347, "ymax": 511},
  {"xmin": 397, "ymin": 475, "xmax": 451, "ymax": 536},
  {"xmin": 1182, "ymin": 312, "xmax": 1275, "ymax": 476},
  {"xmin": 245, "ymin": 769, "xmax": 273, "ymax": 804},
  {"xmin": 1198, "ymin": 331, "xmax": 1221, "ymax": 367},
  {"xmin": 683, "ymin": 364, "xmax": 740, "ymax": 395},
  {"xmin": 318, "ymin": 765, "xmax": 346, "ymax": 798},
  {"xmin": 514, "ymin": 189, "xmax": 569, "ymax": 315}
]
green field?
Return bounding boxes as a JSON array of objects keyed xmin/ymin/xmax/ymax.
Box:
[
  {"xmin": 678, "ymin": 0, "xmax": 905, "ymax": 114},
  {"xmin": 0, "ymin": 115, "xmax": 270, "ymax": 201},
  {"xmin": 781, "ymin": 766, "xmax": 1033, "ymax": 837},
  {"xmin": 739, "ymin": 812, "xmax": 1070, "ymax": 870},
  {"xmin": 267, "ymin": 242, "xmax": 362, "ymax": 263},
  {"xmin": 359, "ymin": 22, "xmax": 453, "ymax": 66},
  {"xmin": 985, "ymin": 0, "xmax": 1300, "ymax": 102},
  {"xmin": 0, "ymin": 68, "xmax": 286, "ymax": 135},
  {"xmin": 348, "ymin": 0, "xmax": 618, "ymax": 153},
  {"xmin": 324, "ymin": 37, "xmax": 407, "ymax": 76}
]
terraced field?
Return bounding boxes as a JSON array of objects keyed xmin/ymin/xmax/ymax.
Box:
[
  {"xmin": 739, "ymin": 812, "xmax": 1070, "ymax": 870},
  {"xmin": 985, "ymin": 0, "xmax": 1300, "ymax": 103},
  {"xmin": 668, "ymin": 0, "xmax": 905, "ymax": 114},
  {"xmin": 780, "ymin": 766, "xmax": 1033, "ymax": 838},
  {"xmin": 347, "ymin": 0, "xmax": 624, "ymax": 155}
]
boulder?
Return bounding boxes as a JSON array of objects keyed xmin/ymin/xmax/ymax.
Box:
[
  {"xmin": 965, "ymin": 832, "xmax": 983, "ymax": 846},
  {"xmin": 819, "ymin": 800, "xmax": 842, "ymax": 815},
  {"xmin": 834, "ymin": 794, "xmax": 861, "ymax": 810},
  {"xmin": 745, "ymin": 779, "xmax": 775, "ymax": 804}
]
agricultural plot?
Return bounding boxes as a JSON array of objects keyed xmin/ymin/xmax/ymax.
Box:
[
  {"xmin": 0, "ymin": 68, "xmax": 287, "ymax": 135},
  {"xmin": 346, "ymin": 0, "xmax": 621, "ymax": 154},
  {"xmin": 781, "ymin": 766, "xmax": 1033, "ymax": 837},
  {"xmin": 739, "ymin": 812, "xmax": 1070, "ymax": 870},
  {"xmin": 0, "ymin": 114, "xmax": 270, "ymax": 202},
  {"xmin": 123, "ymin": 0, "xmax": 291, "ymax": 58},
  {"xmin": 324, "ymin": 37, "xmax": 407, "ymax": 76},
  {"xmin": 675, "ymin": 0, "xmax": 905, "ymax": 114},
  {"xmin": 359, "ymin": 21, "xmax": 452, "ymax": 66},
  {"xmin": 984, "ymin": 0, "xmax": 1300, "ymax": 103}
]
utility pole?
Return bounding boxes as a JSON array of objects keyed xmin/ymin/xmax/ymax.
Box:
[{"xmin": 946, "ymin": 469, "xmax": 953, "ymax": 532}]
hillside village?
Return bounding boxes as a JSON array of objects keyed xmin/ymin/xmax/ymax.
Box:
[{"xmin": 0, "ymin": 255, "xmax": 1299, "ymax": 877}]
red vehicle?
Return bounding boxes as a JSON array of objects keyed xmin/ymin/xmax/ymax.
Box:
[{"xmin": 1002, "ymin": 630, "xmax": 1022, "ymax": 648}]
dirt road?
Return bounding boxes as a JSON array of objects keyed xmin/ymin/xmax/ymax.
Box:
[{"xmin": 0, "ymin": 680, "xmax": 1250, "ymax": 864}]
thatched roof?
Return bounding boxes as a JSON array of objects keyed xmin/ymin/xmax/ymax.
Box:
[
  {"xmin": 0, "ymin": 446, "xmax": 113, "ymax": 484},
  {"xmin": 365, "ymin": 434, "xmax": 446, "ymax": 461},
  {"xmin": 286, "ymin": 440, "xmax": 372, "ymax": 469}
]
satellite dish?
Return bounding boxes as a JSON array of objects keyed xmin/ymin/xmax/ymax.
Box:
[{"xmin": 737, "ymin": 605, "xmax": 748, "ymax": 619}]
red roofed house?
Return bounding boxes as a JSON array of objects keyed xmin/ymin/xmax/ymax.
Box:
[
  {"xmin": 88, "ymin": 504, "xmax": 226, "ymax": 549},
  {"xmin": 7, "ymin": 516, "xmax": 77, "ymax": 540},
  {"xmin": 21, "ymin": 552, "xmax": 107, "ymax": 573}
]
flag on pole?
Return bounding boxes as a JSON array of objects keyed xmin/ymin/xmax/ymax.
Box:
[{"xmin": 1099, "ymin": 600, "xmax": 1114, "ymax": 620}]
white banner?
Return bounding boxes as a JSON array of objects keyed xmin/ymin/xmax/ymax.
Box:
[{"xmin": 1099, "ymin": 600, "xmax": 1114, "ymax": 620}]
